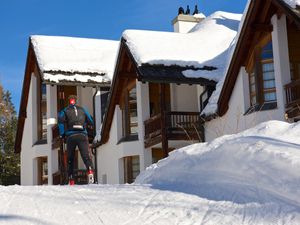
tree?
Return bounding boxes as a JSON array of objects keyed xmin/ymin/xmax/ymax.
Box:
[{"xmin": 0, "ymin": 84, "xmax": 20, "ymax": 185}]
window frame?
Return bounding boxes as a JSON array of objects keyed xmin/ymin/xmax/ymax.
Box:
[
  {"xmin": 119, "ymin": 80, "xmax": 139, "ymax": 143},
  {"xmin": 36, "ymin": 77, "xmax": 47, "ymax": 144},
  {"xmin": 123, "ymin": 155, "xmax": 140, "ymax": 184},
  {"xmin": 246, "ymin": 36, "xmax": 277, "ymax": 113}
]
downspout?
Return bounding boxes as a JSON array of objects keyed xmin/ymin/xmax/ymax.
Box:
[{"xmin": 92, "ymin": 87, "xmax": 99, "ymax": 183}]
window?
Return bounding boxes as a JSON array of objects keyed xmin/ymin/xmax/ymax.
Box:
[
  {"xmin": 124, "ymin": 155, "xmax": 140, "ymax": 184},
  {"xmin": 121, "ymin": 84, "xmax": 138, "ymax": 140},
  {"xmin": 247, "ymin": 39, "xmax": 277, "ymax": 112},
  {"xmin": 37, "ymin": 82, "xmax": 47, "ymax": 142},
  {"xmin": 38, "ymin": 157, "xmax": 48, "ymax": 185}
]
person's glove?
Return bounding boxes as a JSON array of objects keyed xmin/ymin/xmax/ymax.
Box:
[{"xmin": 59, "ymin": 135, "xmax": 65, "ymax": 141}]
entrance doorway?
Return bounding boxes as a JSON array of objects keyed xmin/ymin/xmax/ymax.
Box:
[{"xmin": 57, "ymin": 85, "xmax": 77, "ymax": 111}]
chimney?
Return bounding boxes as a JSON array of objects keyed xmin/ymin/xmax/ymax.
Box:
[{"xmin": 172, "ymin": 5, "xmax": 205, "ymax": 33}]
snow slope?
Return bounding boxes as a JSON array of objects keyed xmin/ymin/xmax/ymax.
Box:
[{"xmin": 1, "ymin": 121, "xmax": 300, "ymax": 224}]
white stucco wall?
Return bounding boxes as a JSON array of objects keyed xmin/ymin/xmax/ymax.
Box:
[
  {"xmin": 21, "ymin": 73, "xmax": 35, "ymax": 185},
  {"xmin": 21, "ymin": 76, "xmax": 59, "ymax": 185},
  {"xmin": 77, "ymin": 86, "xmax": 94, "ymax": 114},
  {"xmin": 271, "ymin": 15, "xmax": 291, "ymax": 118},
  {"xmin": 205, "ymin": 68, "xmax": 283, "ymax": 141},
  {"xmin": 97, "ymin": 81, "xmax": 152, "ymax": 184},
  {"xmin": 170, "ymin": 84, "xmax": 199, "ymax": 112}
]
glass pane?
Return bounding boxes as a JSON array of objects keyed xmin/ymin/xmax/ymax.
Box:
[
  {"xmin": 41, "ymin": 84, "xmax": 47, "ymax": 139},
  {"xmin": 262, "ymin": 63, "xmax": 274, "ymax": 72},
  {"xmin": 263, "ymin": 71, "xmax": 275, "ymax": 80},
  {"xmin": 261, "ymin": 42, "xmax": 273, "ymax": 59},
  {"xmin": 264, "ymin": 80, "xmax": 275, "ymax": 89},
  {"xmin": 264, "ymin": 92, "xmax": 277, "ymax": 101},
  {"xmin": 129, "ymin": 87, "xmax": 138, "ymax": 134}
]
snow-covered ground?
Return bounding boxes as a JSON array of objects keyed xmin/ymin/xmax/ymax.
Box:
[{"xmin": 1, "ymin": 120, "xmax": 300, "ymax": 224}]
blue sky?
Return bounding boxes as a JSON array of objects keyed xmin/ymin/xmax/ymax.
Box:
[{"xmin": 0, "ymin": 0, "xmax": 247, "ymax": 110}]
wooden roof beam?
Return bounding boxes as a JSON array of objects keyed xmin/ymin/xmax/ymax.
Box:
[{"xmin": 251, "ymin": 23, "xmax": 273, "ymax": 32}]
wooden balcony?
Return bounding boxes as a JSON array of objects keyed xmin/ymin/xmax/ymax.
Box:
[
  {"xmin": 144, "ymin": 111, "xmax": 204, "ymax": 148},
  {"xmin": 285, "ymin": 80, "xmax": 300, "ymax": 119}
]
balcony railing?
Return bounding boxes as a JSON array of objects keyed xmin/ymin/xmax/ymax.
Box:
[
  {"xmin": 285, "ymin": 80, "xmax": 300, "ymax": 118},
  {"xmin": 144, "ymin": 111, "xmax": 204, "ymax": 148}
]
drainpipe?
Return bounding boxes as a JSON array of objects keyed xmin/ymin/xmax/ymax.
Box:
[{"xmin": 92, "ymin": 87, "xmax": 99, "ymax": 183}]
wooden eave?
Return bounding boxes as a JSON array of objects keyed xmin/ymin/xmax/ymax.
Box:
[
  {"xmin": 217, "ymin": 0, "xmax": 300, "ymax": 117},
  {"xmin": 137, "ymin": 64, "xmax": 217, "ymax": 86},
  {"xmin": 14, "ymin": 39, "xmax": 42, "ymax": 153},
  {"xmin": 42, "ymin": 70, "xmax": 111, "ymax": 87}
]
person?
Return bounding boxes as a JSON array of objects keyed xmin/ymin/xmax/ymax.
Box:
[{"xmin": 58, "ymin": 95, "xmax": 94, "ymax": 185}]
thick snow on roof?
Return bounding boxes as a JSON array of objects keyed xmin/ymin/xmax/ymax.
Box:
[
  {"xmin": 201, "ymin": 1, "xmax": 251, "ymax": 115},
  {"xmin": 283, "ymin": 0, "xmax": 300, "ymax": 8},
  {"xmin": 123, "ymin": 11, "xmax": 242, "ymax": 82},
  {"xmin": 31, "ymin": 35, "xmax": 119, "ymax": 82}
]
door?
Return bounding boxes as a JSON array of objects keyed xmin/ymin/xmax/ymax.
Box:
[
  {"xmin": 149, "ymin": 83, "xmax": 171, "ymax": 117},
  {"xmin": 57, "ymin": 85, "xmax": 77, "ymax": 111}
]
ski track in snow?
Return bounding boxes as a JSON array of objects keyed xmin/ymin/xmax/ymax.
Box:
[{"xmin": 1, "ymin": 184, "xmax": 300, "ymax": 225}]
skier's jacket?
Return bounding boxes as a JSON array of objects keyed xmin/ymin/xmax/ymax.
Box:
[{"xmin": 58, "ymin": 104, "xmax": 94, "ymax": 137}]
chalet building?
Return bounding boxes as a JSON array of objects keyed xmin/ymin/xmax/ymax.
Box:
[
  {"xmin": 202, "ymin": 0, "xmax": 300, "ymax": 141},
  {"xmin": 93, "ymin": 11, "xmax": 241, "ymax": 184},
  {"xmin": 16, "ymin": 0, "xmax": 300, "ymax": 186},
  {"xmin": 15, "ymin": 35, "xmax": 119, "ymax": 185}
]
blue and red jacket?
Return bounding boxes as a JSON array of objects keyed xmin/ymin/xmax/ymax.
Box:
[{"xmin": 58, "ymin": 104, "xmax": 94, "ymax": 137}]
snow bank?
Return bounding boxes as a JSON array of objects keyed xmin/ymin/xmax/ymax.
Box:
[
  {"xmin": 136, "ymin": 120, "xmax": 300, "ymax": 206},
  {"xmin": 123, "ymin": 11, "xmax": 241, "ymax": 82},
  {"xmin": 31, "ymin": 35, "xmax": 119, "ymax": 81}
]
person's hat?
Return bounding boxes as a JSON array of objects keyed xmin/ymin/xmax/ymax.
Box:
[
  {"xmin": 68, "ymin": 95, "xmax": 77, "ymax": 100},
  {"xmin": 68, "ymin": 95, "xmax": 77, "ymax": 105}
]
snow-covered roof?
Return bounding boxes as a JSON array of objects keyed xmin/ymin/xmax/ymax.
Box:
[
  {"xmin": 201, "ymin": 5, "xmax": 250, "ymax": 115},
  {"xmin": 283, "ymin": 0, "xmax": 300, "ymax": 8},
  {"xmin": 31, "ymin": 35, "xmax": 120, "ymax": 84},
  {"xmin": 122, "ymin": 11, "xmax": 242, "ymax": 83}
]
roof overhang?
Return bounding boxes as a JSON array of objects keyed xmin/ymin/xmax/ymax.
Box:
[
  {"xmin": 97, "ymin": 38, "xmax": 218, "ymax": 146},
  {"xmin": 137, "ymin": 64, "xmax": 217, "ymax": 86}
]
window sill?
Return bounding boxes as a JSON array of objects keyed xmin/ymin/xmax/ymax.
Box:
[
  {"xmin": 117, "ymin": 135, "xmax": 139, "ymax": 144},
  {"xmin": 244, "ymin": 102, "xmax": 277, "ymax": 115},
  {"xmin": 33, "ymin": 139, "xmax": 48, "ymax": 146}
]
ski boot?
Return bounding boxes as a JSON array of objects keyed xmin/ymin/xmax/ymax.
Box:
[
  {"xmin": 87, "ymin": 167, "xmax": 94, "ymax": 184},
  {"xmin": 68, "ymin": 175, "xmax": 75, "ymax": 186}
]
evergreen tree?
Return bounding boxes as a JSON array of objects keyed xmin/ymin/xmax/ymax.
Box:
[{"xmin": 0, "ymin": 84, "xmax": 20, "ymax": 185}]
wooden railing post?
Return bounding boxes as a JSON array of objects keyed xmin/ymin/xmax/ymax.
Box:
[{"xmin": 160, "ymin": 83, "xmax": 169, "ymax": 158}]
